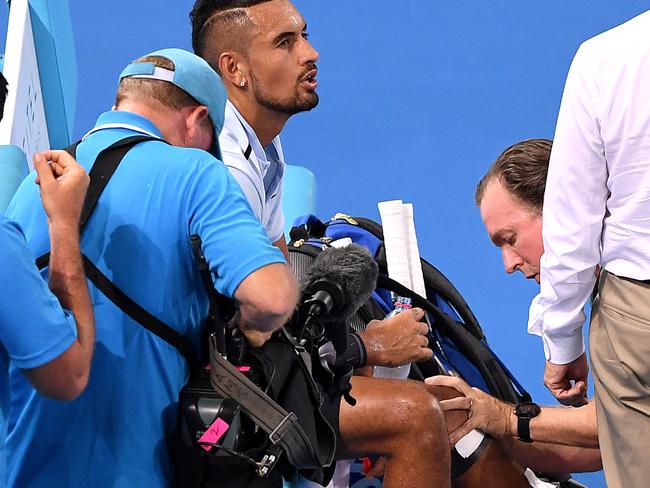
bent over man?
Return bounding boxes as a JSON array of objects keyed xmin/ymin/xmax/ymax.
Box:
[
  {"xmin": 430, "ymin": 139, "xmax": 601, "ymax": 475},
  {"xmin": 5, "ymin": 49, "xmax": 297, "ymax": 487}
]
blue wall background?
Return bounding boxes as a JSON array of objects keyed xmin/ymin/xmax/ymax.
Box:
[{"xmin": 4, "ymin": 1, "xmax": 650, "ymax": 486}]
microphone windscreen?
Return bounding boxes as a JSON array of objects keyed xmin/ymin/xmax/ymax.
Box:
[{"xmin": 303, "ymin": 244, "xmax": 378, "ymax": 323}]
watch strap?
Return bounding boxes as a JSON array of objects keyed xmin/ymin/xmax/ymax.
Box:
[
  {"xmin": 517, "ymin": 414, "xmax": 533, "ymax": 443},
  {"xmin": 515, "ymin": 401, "xmax": 540, "ymax": 443}
]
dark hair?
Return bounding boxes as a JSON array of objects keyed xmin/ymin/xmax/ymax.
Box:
[
  {"xmin": 0, "ymin": 72, "xmax": 8, "ymax": 122},
  {"xmin": 190, "ymin": 0, "xmax": 273, "ymax": 70},
  {"xmin": 475, "ymin": 138, "xmax": 552, "ymax": 212}
]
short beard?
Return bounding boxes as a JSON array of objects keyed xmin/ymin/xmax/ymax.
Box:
[{"xmin": 250, "ymin": 72, "xmax": 319, "ymax": 116}]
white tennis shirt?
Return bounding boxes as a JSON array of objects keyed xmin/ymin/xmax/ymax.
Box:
[{"xmin": 219, "ymin": 101, "xmax": 286, "ymax": 243}]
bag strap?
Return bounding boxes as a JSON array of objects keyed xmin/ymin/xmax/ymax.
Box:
[
  {"xmin": 290, "ymin": 215, "xmax": 485, "ymax": 340},
  {"xmin": 65, "ymin": 140, "xmax": 81, "ymax": 159},
  {"xmin": 35, "ymin": 135, "xmax": 199, "ymax": 368},
  {"xmin": 78, "ymin": 135, "xmax": 155, "ymax": 227},
  {"xmin": 376, "ymin": 274, "xmax": 530, "ymax": 404},
  {"xmin": 209, "ymin": 337, "xmax": 325, "ymax": 471},
  {"xmin": 82, "ymin": 255, "xmax": 198, "ymax": 370},
  {"xmin": 189, "ymin": 234, "xmax": 234, "ymax": 361}
]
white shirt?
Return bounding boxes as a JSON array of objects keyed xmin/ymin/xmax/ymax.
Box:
[
  {"xmin": 529, "ymin": 10, "xmax": 650, "ymax": 363},
  {"xmin": 218, "ymin": 101, "xmax": 286, "ymax": 242}
]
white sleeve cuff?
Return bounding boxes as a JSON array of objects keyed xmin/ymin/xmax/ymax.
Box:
[{"xmin": 541, "ymin": 328, "xmax": 585, "ymax": 364}]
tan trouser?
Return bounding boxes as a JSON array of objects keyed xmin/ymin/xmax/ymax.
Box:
[{"xmin": 590, "ymin": 271, "xmax": 650, "ymax": 488}]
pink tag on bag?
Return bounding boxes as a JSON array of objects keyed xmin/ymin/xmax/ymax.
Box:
[{"xmin": 198, "ymin": 418, "xmax": 230, "ymax": 452}]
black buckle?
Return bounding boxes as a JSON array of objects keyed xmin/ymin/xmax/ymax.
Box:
[{"xmin": 268, "ymin": 412, "xmax": 297, "ymax": 445}]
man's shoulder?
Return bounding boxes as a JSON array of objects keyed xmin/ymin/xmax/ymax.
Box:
[
  {"xmin": 131, "ymin": 137, "xmax": 216, "ymax": 162},
  {"xmin": 81, "ymin": 135, "xmax": 225, "ymax": 178},
  {"xmin": 579, "ymin": 10, "xmax": 650, "ymax": 58},
  {"xmin": 154, "ymin": 143, "xmax": 220, "ymax": 166}
]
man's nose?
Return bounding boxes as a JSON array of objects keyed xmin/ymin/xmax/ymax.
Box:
[
  {"xmin": 502, "ymin": 248, "xmax": 523, "ymax": 274},
  {"xmin": 300, "ymin": 37, "xmax": 319, "ymax": 64}
]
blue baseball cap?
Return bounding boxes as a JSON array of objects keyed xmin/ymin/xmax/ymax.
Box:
[{"xmin": 119, "ymin": 48, "xmax": 226, "ymax": 160}]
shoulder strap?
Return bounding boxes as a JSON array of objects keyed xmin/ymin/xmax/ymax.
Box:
[
  {"xmin": 38, "ymin": 135, "xmax": 157, "ymax": 264},
  {"xmin": 82, "ymin": 256, "xmax": 198, "ymax": 370},
  {"xmin": 65, "ymin": 140, "xmax": 81, "ymax": 159},
  {"xmin": 189, "ymin": 234, "xmax": 235, "ymax": 362},
  {"xmin": 209, "ymin": 338, "xmax": 326, "ymax": 471},
  {"xmin": 35, "ymin": 135, "xmax": 198, "ymax": 368},
  {"xmin": 79, "ymin": 135, "xmax": 155, "ymax": 228}
]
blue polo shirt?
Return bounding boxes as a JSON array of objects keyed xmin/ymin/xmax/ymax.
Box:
[
  {"xmin": 0, "ymin": 216, "xmax": 77, "ymax": 485},
  {"xmin": 5, "ymin": 111, "xmax": 286, "ymax": 487}
]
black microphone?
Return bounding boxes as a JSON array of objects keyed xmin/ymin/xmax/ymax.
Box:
[{"xmin": 300, "ymin": 244, "xmax": 378, "ymax": 352}]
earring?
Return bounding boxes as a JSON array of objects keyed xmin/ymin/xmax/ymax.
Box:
[{"xmin": 239, "ymin": 80, "xmax": 246, "ymax": 87}]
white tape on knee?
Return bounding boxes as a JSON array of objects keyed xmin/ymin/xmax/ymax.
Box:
[{"xmin": 454, "ymin": 429, "xmax": 485, "ymax": 458}]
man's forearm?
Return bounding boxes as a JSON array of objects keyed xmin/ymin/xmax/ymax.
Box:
[
  {"xmin": 494, "ymin": 400, "xmax": 601, "ymax": 472},
  {"xmin": 24, "ymin": 223, "xmax": 96, "ymax": 400},
  {"xmin": 502, "ymin": 438, "xmax": 602, "ymax": 473},
  {"xmin": 23, "ymin": 149, "xmax": 93, "ymax": 400},
  {"xmin": 239, "ymin": 297, "xmax": 295, "ymax": 330},
  {"xmin": 48, "ymin": 223, "xmax": 95, "ymax": 364},
  {"xmin": 236, "ymin": 263, "xmax": 298, "ymax": 347},
  {"xmin": 237, "ymin": 305, "xmax": 293, "ymax": 342},
  {"xmin": 502, "ymin": 401, "xmax": 598, "ymax": 449}
]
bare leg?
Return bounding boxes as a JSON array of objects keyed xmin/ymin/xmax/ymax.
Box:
[
  {"xmin": 426, "ymin": 384, "xmax": 529, "ymax": 488},
  {"xmin": 338, "ymin": 376, "xmax": 451, "ymax": 488}
]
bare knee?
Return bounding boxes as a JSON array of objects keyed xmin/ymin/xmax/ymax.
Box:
[
  {"xmin": 338, "ymin": 377, "xmax": 450, "ymax": 459},
  {"xmin": 392, "ymin": 382, "xmax": 449, "ymax": 446}
]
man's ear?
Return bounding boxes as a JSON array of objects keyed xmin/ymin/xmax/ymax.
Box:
[
  {"xmin": 186, "ymin": 105, "xmax": 213, "ymax": 151},
  {"xmin": 218, "ymin": 52, "xmax": 248, "ymax": 89}
]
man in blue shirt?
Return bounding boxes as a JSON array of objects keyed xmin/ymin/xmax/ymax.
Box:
[
  {"xmin": 5, "ymin": 49, "xmax": 297, "ymax": 486},
  {"xmin": 1, "ymin": 73, "xmax": 95, "ymax": 483}
]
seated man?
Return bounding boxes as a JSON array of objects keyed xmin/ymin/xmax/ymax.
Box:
[
  {"xmin": 5, "ymin": 48, "xmax": 297, "ymax": 487},
  {"xmin": 428, "ymin": 139, "xmax": 601, "ymax": 474},
  {"xmin": 191, "ymin": 2, "xmax": 454, "ymax": 486},
  {"xmin": 191, "ymin": 0, "xmax": 432, "ymax": 370}
]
